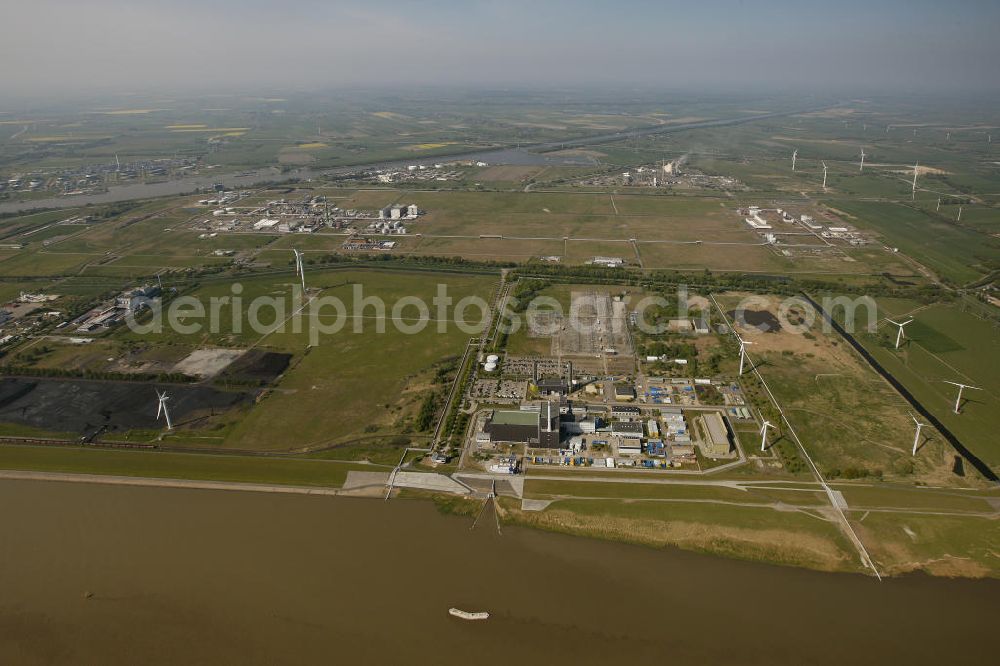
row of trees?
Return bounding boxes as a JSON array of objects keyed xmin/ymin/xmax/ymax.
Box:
[{"xmin": 0, "ymin": 364, "xmax": 195, "ymax": 384}]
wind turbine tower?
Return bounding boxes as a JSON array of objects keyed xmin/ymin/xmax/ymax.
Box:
[
  {"xmin": 737, "ymin": 337, "xmax": 754, "ymax": 376},
  {"xmin": 859, "ymin": 148, "xmax": 866, "ymax": 173},
  {"xmin": 957, "ymin": 206, "xmax": 963, "ymax": 222},
  {"xmin": 791, "ymin": 149, "xmax": 797, "ymax": 172},
  {"xmin": 155, "ymin": 390, "xmax": 173, "ymax": 430},
  {"xmin": 822, "ymin": 161, "xmax": 828, "ymax": 190},
  {"xmin": 292, "ymin": 249, "xmax": 306, "ymax": 293},
  {"xmin": 943, "ymin": 381, "xmax": 981, "ymax": 415},
  {"xmin": 910, "ymin": 414, "xmax": 927, "ymax": 456},
  {"xmin": 886, "ymin": 318, "xmax": 912, "ymax": 350},
  {"xmin": 759, "ymin": 421, "xmax": 775, "ymax": 452},
  {"xmin": 911, "ymin": 162, "xmax": 919, "ymax": 200}
]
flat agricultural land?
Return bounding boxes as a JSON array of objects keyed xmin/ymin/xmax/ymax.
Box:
[
  {"xmin": 715, "ymin": 292, "xmax": 990, "ymax": 487},
  {"xmin": 845, "ymin": 297, "xmax": 1000, "ymax": 467},
  {"xmin": 134, "ymin": 269, "xmax": 494, "ymax": 450},
  {"xmin": 827, "ymin": 199, "xmax": 1000, "ymax": 285},
  {"xmin": 0, "ymin": 185, "xmax": 932, "ymax": 279}
]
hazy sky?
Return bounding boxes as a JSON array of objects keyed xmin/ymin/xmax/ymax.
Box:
[{"xmin": 3, "ymin": 0, "xmax": 999, "ymax": 96}]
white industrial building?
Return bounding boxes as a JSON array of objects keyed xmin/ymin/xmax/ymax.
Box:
[
  {"xmin": 380, "ymin": 203, "xmax": 421, "ymax": 221},
  {"xmin": 617, "ymin": 439, "xmax": 642, "ymax": 455},
  {"xmin": 801, "ymin": 215, "xmax": 823, "ymax": 230},
  {"xmin": 745, "ymin": 213, "xmax": 772, "ymax": 230},
  {"xmin": 590, "ymin": 256, "xmax": 625, "ymax": 268}
]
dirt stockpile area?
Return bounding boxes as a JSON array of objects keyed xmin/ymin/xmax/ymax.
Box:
[
  {"xmin": 728, "ymin": 309, "xmax": 782, "ymax": 333},
  {"xmin": 0, "ymin": 378, "xmax": 253, "ymax": 434},
  {"xmin": 218, "ymin": 351, "xmax": 292, "ymax": 384}
]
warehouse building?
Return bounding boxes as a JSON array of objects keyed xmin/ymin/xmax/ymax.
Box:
[
  {"xmin": 611, "ymin": 421, "xmax": 644, "ymax": 439},
  {"xmin": 617, "ymin": 438, "xmax": 642, "ymax": 455},
  {"xmin": 701, "ymin": 412, "xmax": 733, "ymax": 457},
  {"xmin": 614, "ymin": 383, "xmax": 637, "ymax": 401},
  {"xmin": 611, "ymin": 405, "xmax": 641, "ymax": 421}
]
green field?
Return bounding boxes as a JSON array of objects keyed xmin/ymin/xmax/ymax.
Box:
[
  {"xmin": 714, "ymin": 292, "xmax": 987, "ymax": 486},
  {"xmin": 503, "ymin": 496, "xmax": 858, "ymax": 572},
  {"xmin": 827, "ymin": 200, "xmax": 1000, "ymax": 285},
  {"xmin": 850, "ymin": 298, "xmax": 1000, "ymax": 467},
  {"xmin": 138, "ymin": 269, "xmax": 493, "ymax": 450},
  {"xmin": 524, "ymin": 478, "xmax": 829, "ymax": 506}
]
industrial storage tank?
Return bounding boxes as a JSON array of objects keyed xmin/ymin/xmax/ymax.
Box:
[
  {"xmin": 484, "ymin": 362, "xmax": 498, "ymax": 372},
  {"xmin": 486, "ymin": 354, "xmax": 499, "ymax": 363}
]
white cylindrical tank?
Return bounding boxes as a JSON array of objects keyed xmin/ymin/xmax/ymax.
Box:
[
  {"xmin": 484, "ymin": 362, "xmax": 497, "ymax": 372},
  {"xmin": 486, "ymin": 354, "xmax": 499, "ymax": 363}
]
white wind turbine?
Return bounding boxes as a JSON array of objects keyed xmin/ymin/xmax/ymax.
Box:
[
  {"xmin": 759, "ymin": 420, "xmax": 775, "ymax": 452},
  {"xmin": 910, "ymin": 414, "xmax": 927, "ymax": 456},
  {"xmin": 292, "ymin": 248, "xmax": 306, "ymax": 292},
  {"xmin": 911, "ymin": 162, "xmax": 919, "ymax": 200},
  {"xmin": 822, "ymin": 161, "xmax": 828, "ymax": 190},
  {"xmin": 155, "ymin": 390, "xmax": 173, "ymax": 430},
  {"xmin": 859, "ymin": 148, "xmax": 866, "ymax": 173},
  {"xmin": 943, "ymin": 381, "xmax": 981, "ymax": 415},
  {"xmin": 791, "ymin": 149, "xmax": 798, "ymax": 172},
  {"xmin": 737, "ymin": 336, "xmax": 754, "ymax": 376},
  {"xmin": 957, "ymin": 206, "xmax": 963, "ymax": 222},
  {"xmin": 886, "ymin": 318, "xmax": 912, "ymax": 350}
]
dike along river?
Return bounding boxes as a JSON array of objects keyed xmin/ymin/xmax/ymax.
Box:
[{"xmin": 0, "ymin": 480, "xmax": 996, "ymax": 665}]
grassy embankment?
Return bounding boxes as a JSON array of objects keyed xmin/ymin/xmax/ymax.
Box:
[{"xmin": 0, "ymin": 444, "xmax": 378, "ymax": 487}]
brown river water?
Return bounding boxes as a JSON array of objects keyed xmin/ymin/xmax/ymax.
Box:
[{"xmin": 0, "ymin": 480, "xmax": 996, "ymax": 665}]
